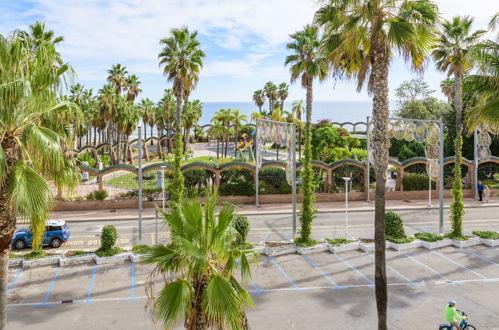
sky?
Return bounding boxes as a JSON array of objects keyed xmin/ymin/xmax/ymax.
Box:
[{"xmin": 0, "ymin": 0, "xmax": 497, "ymax": 103}]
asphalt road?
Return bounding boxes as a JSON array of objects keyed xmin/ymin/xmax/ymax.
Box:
[
  {"xmin": 38, "ymin": 206, "xmax": 499, "ymax": 250},
  {"xmin": 6, "ymin": 245, "xmax": 499, "ymax": 329}
]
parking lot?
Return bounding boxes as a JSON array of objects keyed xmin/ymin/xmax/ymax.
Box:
[{"xmin": 6, "ymin": 244, "xmax": 499, "ymax": 329}]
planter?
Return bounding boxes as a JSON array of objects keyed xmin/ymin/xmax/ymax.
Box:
[
  {"xmin": 359, "ymin": 242, "xmax": 375, "ymax": 252},
  {"xmin": 388, "ymin": 240, "xmax": 422, "ymax": 251},
  {"xmin": 297, "ymin": 243, "xmax": 329, "ymax": 255},
  {"xmin": 251, "ymin": 245, "xmax": 267, "ymax": 254},
  {"xmin": 95, "ymin": 252, "xmax": 132, "ymax": 265},
  {"xmin": 130, "ymin": 253, "xmax": 146, "ymax": 263},
  {"xmin": 23, "ymin": 256, "xmax": 60, "ymax": 269},
  {"xmin": 328, "ymin": 242, "xmax": 360, "ymax": 253},
  {"xmin": 60, "ymin": 254, "xmax": 96, "ymax": 266},
  {"xmin": 481, "ymin": 238, "xmax": 499, "ymax": 247},
  {"xmin": 8, "ymin": 258, "xmax": 23, "ymax": 268},
  {"xmin": 262, "ymin": 242, "xmax": 297, "ymax": 256},
  {"xmin": 421, "ymin": 238, "xmax": 453, "ymax": 250},
  {"xmin": 451, "ymin": 236, "xmax": 481, "ymax": 248}
]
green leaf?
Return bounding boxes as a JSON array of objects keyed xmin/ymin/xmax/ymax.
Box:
[
  {"xmin": 203, "ymin": 274, "xmax": 243, "ymax": 329},
  {"xmin": 387, "ymin": 18, "xmax": 415, "ymax": 46},
  {"xmin": 155, "ymin": 278, "xmax": 192, "ymax": 329},
  {"xmin": 0, "ymin": 146, "xmax": 5, "ymax": 183},
  {"xmin": 177, "ymin": 237, "xmax": 205, "ymax": 260}
]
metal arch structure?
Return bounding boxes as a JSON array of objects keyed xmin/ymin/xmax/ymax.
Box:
[
  {"xmin": 473, "ymin": 124, "xmax": 498, "ymax": 199},
  {"xmin": 255, "ymin": 118, "xmax": 297, "ymax": 239},
  {"xmin": 366, "ymin": 116, "xmax": 445, "ymax": 234}
]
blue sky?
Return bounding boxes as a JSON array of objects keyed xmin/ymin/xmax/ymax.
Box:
[{"xmin": 1, "ymin": 0, "xmax": 497, "ymax": 103}]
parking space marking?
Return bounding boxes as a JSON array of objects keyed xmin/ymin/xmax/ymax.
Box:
[
  {"xmin": 85, "ymin": 265, "xmax": 97, "ymax": 303},
  {"xmin": 430, "ymin": 250, "xmax": 487, "ymax": 280},
  {"xmin": 267, "ymin": 256, "xmax": 300, "ymax": 290},
  {"xmin": 7, "ymin": 270, "xmax": 23, "ymax": 293},
  {"xmin": 332, "ymin": 254, "xmax": 375, "ymax": 287},
  {"xmin": 365, "ymin": 252, "xmax": 421, "ymax": 286},
  {"xmin": 301, "ymin": 255, "xmax": 347, "ymax": 290},
  {"xmin": 460, "ymin": 248, "xmax": 499, "ymax": 267},
  {"xmin": 130, "ymin": 263, "xmax": 137, "ymax": 300},
  {"xmin": 398, "ymin": 251, "xmax": 451, "ymax": 283},
  {"xmin": 40, "ymin": 268, "xmax": 61, "ymax": 306}
]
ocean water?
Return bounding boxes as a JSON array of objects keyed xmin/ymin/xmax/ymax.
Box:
[{"xmin": 198, "ymin": 101, "xmax": 373, "ymax": 125}]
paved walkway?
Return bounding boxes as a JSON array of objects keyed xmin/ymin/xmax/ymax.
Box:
[{"xmin": 51, "ymin": 198, "xmax": 499, "ymax": 222}]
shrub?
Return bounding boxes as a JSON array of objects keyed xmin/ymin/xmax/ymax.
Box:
[
  {"xmin": 131, "ymin": 244, "xmax": 153, "ymax": 254},
  {"xmin": 95, "ymin": 247, "xmax": 125, "ymax": 257},
  {"xmin": 385, "ymin": 212, "xmax": 406, "ymax": 239},
  {"xmin": 99, "ymin": 225, "xmax": 118, "ymax": 251},
  {"xmin": 402, "ymin": 173, "xmax": 435, "ymax": 191},
  {"xmin": 220, "ymin": 168, "xmax": 255, "ymax": 196},
  {"xmin": 386, "ymin": 236, "xmax": 415, "ymax": 244},
  {"xmin": 23, "ymin": 250, "xmax": 46, "ymax": 260},
  {"xmin": 259, "ymin": 167, "xmax": 291, "ymax": 194},
  {"xmin": 472, "ymin": 231, "xmax": 499, "ymax": 240},
  {"xmin": 233, "ymin": 214, "xmax": 251, "ymax": 247},
  {"xmin": 86, "ymin": 189, "xmax": 108, "ymax": 201},
  {"xmin": 414, "ymin": 232, "xmax": 444, "ymax": 242},
  {"xmin": 326, "ymin": 238, "xmax": 354, "ymax": 246}
]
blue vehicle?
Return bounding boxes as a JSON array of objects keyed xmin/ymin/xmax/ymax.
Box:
[
  {"xmin": 12, "ymin": 220, "xmax": 70, "ymax": 250},
  {"xmin": 439, "ymin": 310, "xmax": 476, "ymax": 330}
]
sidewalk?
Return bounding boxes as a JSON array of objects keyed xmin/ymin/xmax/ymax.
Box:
[{"xmin": 50, "ymin": 198, "xmax": 499, "ymax": 222}]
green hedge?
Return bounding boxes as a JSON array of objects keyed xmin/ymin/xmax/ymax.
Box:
[
  {"xmin": 414, "ymin": 232, "xmax": 444, "ymax": 242},
  {"xmin": 220, "ymin": 168, "xmax": 255, "ymax": 196},
  {"xmin": 403, "ymin": 173, "xmax": 435, "ymax": 191},
  {"xmin": 259, "ymin": 167, "xmax": 291, "ymax": 194}
]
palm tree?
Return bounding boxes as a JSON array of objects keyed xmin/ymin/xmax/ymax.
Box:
[
  {"xmin": 315, "ymin": 1, "xmax": 438, "ymax": 327},
  {"xmin": 107, "ymin": 64, "xmax": 128, "ymax": 95},
  {"xmin": 440, "ymin": 78, "xmax": 455, "ymax": 102},
  {"xmin": 285, "ymin": 24, "xmax": 328, "ymax": 246},
  {"xmin": 139, "ymin": 98, "xmax": 155, "ymax": 142},
  {"xmin": 292, "ymin": 100, "xmax": 304, "ymax": 158},
  {"xmin": 144, "ymin": 190, "xmax": 254, "ymax": 329},
  {"xmin": 126, "ymin": 74, "xmax": 142, "ymax": 102},
  {"xmin": 263, "ymin": 82, "xmax": 278, "ymax": 115},
  {"xmin": 433, "ymin": 16, "xmax": 486, "ymax": 237},
  {"xmin": 98, "ymin": 84, "xmax": 117, "ymax": 164},
  {"xmin": 0, "ymin": 29, "xmax": 79, "ymax": 328},
  {"xmin": 208, "ymin": 122, "xmax": 225, "ymax": 159},
  {"xmin": 252, "ymin": 90, "xmax": 265, "ymax": 115},
  {"xmin": 250, "ymin": 111, "xmax": 263, "ymax": 123},
  {"xmin": 232, "ymin": 109, "xmax": 248, "ymax": 158},
  {"xmin": 158, "ymin": 26, "xmax": 205, "ymax": 203},
  {"xmin": 277, "ymin": 82, "xmax": 289, "ymax": 110},
  {"xmin": 182, "ymin": 100, "xmax": 203, "ymax": 153}
]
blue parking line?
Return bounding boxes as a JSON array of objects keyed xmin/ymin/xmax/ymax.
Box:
[
  {"xmin": 42, "ymin": 268, "xmax": 61, "ymax": 305},
  {"xmin": 8, "ymin": 269, "xmax": 23, "ymax": 293},
  {"xmin": 86, "ymin": 265, "xmax": 97, "ymax": 302},
  {"xmin": 333, "ymin": 253, "xmax": 375, "ymax": 287},
  {"xmin": 365, "ymin": 252, "xmax": 420, "ymax": 286},
  {"xmin": 431, "ymin": 250, "xmax": 487, "ymax": 279},
  {"xmin": 399, "ymin": 251, "xmax": 452, "ymax": 282},
  {"xmin": 461, "ymin": 248, "xmax": 499, "ymax": 266},
  {"xmin": 301, "ymin": 255, "xmax": 347, "ymax": 289},
  {"xmin": 130, "ymin": 263, "xmax": 136, "ymax": 299},
  {"xmin": 267, "ymin": 256, "xmax": 300, "ymax": 289}
]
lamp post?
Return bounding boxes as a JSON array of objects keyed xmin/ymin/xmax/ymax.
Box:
[
  {"xmin": 137, "ymin": 122, "xmax": 143, "ymax": 244},
  {"xmin": 428, "ymin": 163, "xmax": 432, "ymax": 208},
  {"xmin": 161, "ymin": 165, "xmax": 166, "ymax": 212},
  {"xmin": 342, "ymin": 176, "xmax": 351, "ymax": 239}
]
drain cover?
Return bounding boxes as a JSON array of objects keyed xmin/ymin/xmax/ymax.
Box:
[{"xmin": 61, "ymin": 300, "xmax": 73, "ymax": 304}]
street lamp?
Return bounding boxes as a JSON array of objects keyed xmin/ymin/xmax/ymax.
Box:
[
  {"xmin": 137, "ymin": 122, "xmax": 143, "ymax": 244},
  {"xmin": 160, "ymin": 165, "xmax": 166, "ymax": 212},
  {"xmin": 342, "ymin": 176, "xmax": 351, "ymax": 239}
]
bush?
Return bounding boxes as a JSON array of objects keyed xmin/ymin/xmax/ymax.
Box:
[
  {"xmin": 414, "ymin": 232, "xmax": 444, "ymax": 242},
  {"xmin": 403, "ymin": 173, "xmax": 435, "ymax": 191},
  {"xmin": 233, "ymin": 214, "xmax": 251, "ymax": 247},
  {"xmin": 23, "ymin": 250, "xmax": 46, "ymax": 260},
  {"xmin": 385, "ymin": 212, "xmax": 406, "ymax": 239},
  {"xmin": 86, "ymin": 189, "xmax": 108, "ymax": 201},
  {"xmin": 386, "ymin": 236, "xmax": 415, "ymax": 244},
  {"xmin": 99, "ymin": 225, "xmax": 118, "ymax": 251},
  {"xmin": 259, "ymin": 167, "xmax": 291, "ymax": 194},
  {"xmin": 131, "ymin": 244, "xmax": 153, "ymax": 254},
  {"xmin": 326, "ymin": 238, "xmax": 354, "ymax": 246},
  {"xmin": 95, "ymin": 247, "xmax": 125, "ymax": 257},
  {"xmin": 220, "ymin": 168, "xmax": 255, "ymax": 196},
  {"xmin": 472, "ymin": 231, "xmax": 499, "ymax": 240}
]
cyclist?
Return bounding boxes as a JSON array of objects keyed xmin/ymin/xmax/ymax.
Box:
[{"xmin": 446, "ymin": 300, "xmax": 465, "ymax": 329}]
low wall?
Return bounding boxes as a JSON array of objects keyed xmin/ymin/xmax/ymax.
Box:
[{"xmin": 54, "ymin": 189, "xmax": 477, "ymax": 210}]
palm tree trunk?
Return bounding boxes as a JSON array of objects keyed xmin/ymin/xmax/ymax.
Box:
[
  {"xmin": 225, "ymin": 124, "xmax": 230, "ymax": 157},
  {"xmin": 143, "ymin": 121, "xmax": 147, "ymax": 142},
  {"xmin": 93, "ymin": 127, "xmax": 97, "ymax": 146},
  {"xmin": 116, "ymin": 132, "xmax": 122, "ymax": 165},
  {"xmin": 157, "ymin": 128, "xmax": 163, "ymax": 157},
  {"xmin": 234, "ymin": 126, "xmax": 239, "ymax": 158},
  {"xmin": 172, "ymin": 87, "xmax": 185, "ymax": 203},
  {"xmin": 150, "ymin": 124, "xmax": 154, "ymax": 146},
  {"xmin": 216, "ymin": 137, "xmax": 220, "ymax": 159},
  {"xmin": 107, "ymin": 124, "xmax": 115, "ymax": 165},
  {"xmin": 185, "ymin": 278, "xmax": 208, "ymax": 330},
  {"xmin": 124, "ymin": 136, "xmax": 129, "ymax": 164},
  {"xmin": 371, "ymin": 40, "xmax": 390, "ymax": 330}
]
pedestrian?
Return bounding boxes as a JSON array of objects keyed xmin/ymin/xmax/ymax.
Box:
[
  {"xmin": 477, "ymin": 181, "xmax": 484, "ymax": 202},
  {"xmin": 484, "ymin": 184, "xmax": 490, "ymax": 203}
]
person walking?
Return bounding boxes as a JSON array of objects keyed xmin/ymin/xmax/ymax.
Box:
[
  {"xmin": 484, "ymin": 184, "xmax": 490, "ymax": 203},
  {"xmin": 477, "ymin": 181, "xmax": 484, "ymax": 202}
]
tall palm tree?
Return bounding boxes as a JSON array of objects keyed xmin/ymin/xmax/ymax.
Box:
[
  {"xmin": 252, "ymin": 89, "xmax": 265, "ymax": 115},
  {"xmin": 98, "ymin": 84, "xmax": 117, "ymax": 164},
  {"xmin": 126, "ymin": 74, "xmax": 142, "ymax": 102},
  {"xmin": 277, "ymin": 82, "xmax": 289, "ymax": 110},
  {"xmin": 440, "ymin": 78, "xmax": 455, "ymax": 102},
  {"xmin": 285, "ymin": 24, "xmax": 328, "ymax": 246},
  {"xmin": 231, "ymin": 109, "xmax": 248, "ymax": 158},
  {"xmin": 182, "ymin": 100, "xmax": 203, "ymax": 153},
  {"xmin": 158, "ymin": 26, "xmax": 205, "ymax": 203},
  {"xmin": 292, "ymin": 100, "xmax": 304, "ymax": 158},
  {"xmin": 18, "ymin": 21, "xmax": 64, "ymax": 65},
  {"xmin": 212, "ymin": 109, "xmax": 233, "ymax": 158},
  {"xmin": 263, "ymin": 82, "xmax": 278, "ymax": 115},
  {"xmin": 208, "ymin": 122, "xmax": 225, "ymax": 159},
  {"xmin": 433, "ymin": 16, "xmax": 486, "ymax": 237},
  {"xmin": 139, "ymin": 98, "xmax": 155, "ymax": 142},
  {"xmin": 107, "ymin": 64, "xmax": 128, "ymax": 95},
  {"xmin": 315, "ymin": 1, "xmax": 438, "ymax": 327},
  {"xmin": 144, "ymin": 190, "xmax": 254, "ymax": 329},
  {"xmin": 0, "ymin": 29, "xmax": 79, "ymax": 328},
  {"xmin": 250, "ymin": 111, "xmax": 263, "ymax": 123}
]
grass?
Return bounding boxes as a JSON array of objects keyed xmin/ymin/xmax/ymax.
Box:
[
  {"xmin": 414, "ymin": 232, "xmax": 444, "ymax": 242},
  {"xmin": 472, "ymin": 231, "xmax": 499, "ymax": 240},
  {"xmin": 326, "ymin": 238, "xmax": 355, "ymax": 246},
  {"xmin": 65, "ymin": 250, "xmax": 91, "ymax": 257},
  {"xmin": 182, "ymin": 156, "xmax": 233, "ymax": 165},
  {"xmin": 95, "ymin": 247, "xmax": 125, "ymax": 257},
  {"xmin": 293, "ymin": 238, "xmax": 320, "ymax": 247},
  {"xmin": 386, "ymin": 236, "xmax": 415, "ymax": 244},
  {"xmin": 23, "ymin": 250, "xmax": 47, "ymax": 260},
  {"xmin": 444, "ymin": 234, "xmax": 471, "ymax": 241},
  {"xmin": 9, "ymin": 253, "xmax": 24, "ymax": 259},
  {"xmin": 104, "ymin": 173, "xmax": 159, "ymax": 189},
  {"xmin": 131, "ymin": 245, "xmax": 153, "ymax": 254}
]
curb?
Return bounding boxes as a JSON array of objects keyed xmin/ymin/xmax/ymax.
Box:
[{"xmin": 58, "ymin": 203, "xmax": 499, "ymax": 223}]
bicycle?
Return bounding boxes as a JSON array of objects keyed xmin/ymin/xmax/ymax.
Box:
[{"xmin": 439, "ymin": 310, "xmax": 477, "ymax": 329}]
